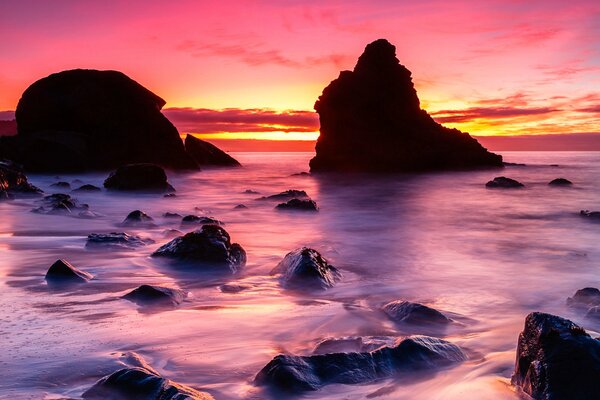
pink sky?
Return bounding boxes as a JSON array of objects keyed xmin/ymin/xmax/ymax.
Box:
[{"xmin": 1, "ymin": 0, "xmax": 600, "ymax": 141}]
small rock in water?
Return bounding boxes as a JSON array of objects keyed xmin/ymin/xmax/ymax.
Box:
[
  {"xmin": 485, "ymin": 177, "xmax": 524, "ymax": 188},
  {"xmin": 120, "ymin": 210, "xmax": 156, "ymax": 227},
  {"xmin": 549, "ymin": 178, "xmax": 572, "ymax": 186},
  {"xmin": 86, "ymin": 232, "xmax": 154, "ymax": 249},
  {"xmin": 50, "ymin": 181, "xmax": 71, "ymax": 189},
  {"xmin": 244, "ymin": 189, "xmax": 260, "ymax": 194},
  {"xmin": 45, "ymin": 259, "xmax": 92, "ymax": 283},
  {"xmin": 275, "ymin": 198, "xmax": 318, "ymax": 211},
  {"xmin": 32, "ymin": 193, "xmax": 88, "ymax": 215},
  {"xmin": 82, "ymin": 367, "xmax": 214, "ymax": 399},
  {"xmin": 104, "ymin": 163, "xmax": 175, "ymax": 192},
  {"xmin": 255, "ymin": 336, "xmax": 466, "ymax": 392},
  {"xmin": 123, "ymin": 285, "xmax": 187, "ymax": 307},
  {"xmin": 313, "ymin": 336, "xmax": 395, "ymax": 355},
  {"xmin": 271, "ymin": 247, "xmax": 341, "ymax": 290},
  {"xmin": 152, "ymin": 225, "xmax": 246, "ymax": 272},
  {"xmin": 567, "ymin": 287, "xmax": 600, "ymax": 308},
  {"xmin": 233, "ymin": 204, "xmax": 248, "ymax": 209},
  {"xmin": 181, "ymin": 215, "xmax": 223, "ymax": 226},
  {"xmin": 163, "ymin": 212, "xmax": 182, "ymax": 218},
  {"xmin": 580, "ymin": 210, "xmax": 600, "ymax": 219},
  {"xmin": 382, "ymin": 300, "xmax": 451, "ymax": 325},
  {"xmin": 259, "ymin": 189, "xmax": 308, "ymax": 200},
  {"xmin": 220, "ymin": 283, "xmax": 252, "ymax": 293},
  {"xmin": 511, "ymin": 312, "xmax": 600, "ymax": 399},
  {"xmin": 73, "ymin": 184, "xmax": 102, "ymax": 192}
]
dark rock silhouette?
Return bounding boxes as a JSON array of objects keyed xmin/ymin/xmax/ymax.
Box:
[
  {"xmin": 255, "ymin": 336, "xmax": 466, "ymax": 392},
  {"xmin": 73, "ymin": 184, "xmax": 101, "ymax": 192},
  {"xmin": 152, "ymin": 225, "xmax": 246, "ymax": 272},
  {"xmin": 121, "ymin": 210, "xmax": 156, "ymax": 227},
  {"xmin": 512, "ymin": 312, "xmax": 600, "ymax": 399},
  {"xmin": 184, "ymin": 134, "xmax": 240, "ymax": 166},
  {"xmin": 45, "ymin": 259, "xmax": 92, "ymax": 283},
  {"xmin": 259, "ymin": 190, "xmax": 308, "ymax": 200},
  {"xmin": 82, "ymin": 367, "xmax": 214, "ymax": 399},
  {"xmin": 104, "ymin": 163, "xmax": 175, "ymax": 192},
  {"xmin": 163, "ymin": 212, "xmax": 182, "ymax": 218},
  {"xmin": 233, "ymin": 204, "xmax": 248, "ymax": 209},
  {"xmin": 0, "ymin": 120, "xmax": 16, "ymax": 136},
  {"xmin": 580, "ymin": 210, "xmax": 600, "ymax": 219},
  {"xmin": 485, "ymin": 176, "xmax": 524, "ymax": 188},
  {"xmin": 309, "ymin": 39, "xmax": 502, "ymax": 172},
  {"xmin": 0, "ymin": 160, "xmax": 42, "ymax": 199},
  {"xmin": 382, "ymin": 301, "xmax": 451, "ymax": 325},
  {"xmin": 86, "ymin": 233, "xmax": 154, "ymax": 249},
  {"xmin": 271, "ymin": 247, "xmax": 341, "ymax": 290},
  {"xmin": 123, "ymin": 285, "xmax": 187, "ymax": 307},
  {"xmin": 549, "ymin": 178, "xmax": 572, "ymax": 186},
  {"xmin": 275, "ymin": 198, "xmax": 318, "ymax": 211},
  {"xmin": 3, "ymin": 69, "xmax": 196, "ymax": 171},
  {"xmin": 32, "ymin": 193, "xmax": 88, "ymax": 215},
  {"xmin": 181, "ymin": 215, "xmax": 223, "ymax": 226},
  {"xmin": 50, "ymin": 181, "xmax": 71, "ymax": 189},
  {"xmin": 567, "ymin": 287, "xmax": 600, "ymax": 308}
]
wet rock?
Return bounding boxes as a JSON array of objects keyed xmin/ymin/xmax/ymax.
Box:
[
  {"xmin": 86, "ymin": 232, "xmax": 154, "ymax": 249},
  {"xmin": 511, "ymin": 312, "xmax": 600, "ymax": 399},
  {"xmin": 123, "ymin": 285, "xmax": 187, "ymax": 307},
  {"xmin": 32, "ymin": 193, "xmax": 88, "ymax": 214},
  {"xmin": 82, "ymin": 367, "xmax": 214, "ymax": 400},
  {"xmin": 309, "ymin": 39, "xmax": 502, "ymax": 173},
  {"xmin": 549, "ymin": 178, "xmax": 572, "ymax": 186},
  {"xmin": 382, "ymin": 301, "xmax": 451, "ymax": 325},
  {"xmin": 220, "ymin": 283, "xmax": 252, "ymax": 293},
  {"xmin": 567, "ymin": 287, "xmax": 600, "ymax": 308},
  {"xmin": 121, "ymin": 210, "xmax": 156, "ymax": 227},
  {"xmin": 485, "ymin": 176, "xmax": 524, "ymax": 188},
  {"xmin": 275, "ymin": 198, "xmax": 318, "ymax": 211},
  {"xmin": 255, "ymin": 336, "xmax": 466, "ymax": 392},
  {"xmin": 271, "ymin": 247, "xmax": 341, "ymax": 290},
  {"xmin": 50, "ymin": 181, "xmax": 70, "ymax": 189},
  {"xmin": 45, "ymin": 259, "xmax": 92, "ymax": 283},
  {"xmin": 163, "ymin": 193, "xmax": 177, "ymax": 198},
  {"xmin": 152, "ymin": 225, "xmax": 246, "ymax": 272},
  {"xmin": 233, "ymin": 204, "xmax": 248, "ymax": 210},
  {"xmin": 580, "ymin": 210, "xmax": 600, "ymax": 219},
  {"xmin": 181, "ymin": 215, "xmax": 223, "ymax": 226},
  {"xmin": 6, "ymin": 69, "xmax": 196, "ymax": 172},
  {"xmin": 260, "ymin": 189, "xmax": 308, "ymax": 200},
  {"xmin": 73, "ymin": 184, "xmax": 101, "ymax": 192},
  {"xmin": 0, "ymin": 160, "xmax": 42, "ymax": 199},
  {"xmin": 313, "ymin": 336, "xmax": 395, "ymax": 355},
  {"xmin": 184, "ymin": 134, "xmax": 240, "ymax": 166},
  {"xmin": 104, "ymin": 163, "xmax": 175, "ymax": 192}
]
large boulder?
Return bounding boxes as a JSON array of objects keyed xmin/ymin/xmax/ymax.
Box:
[
  {"xmin": 309, "ymin": 39, "xmax": 502, "ymax": 172},
  {"xmin": 271, "ymin": 247, "xmax": 341, "ymax": 290},
  {"xmin": 0, "ymin": 160, "xmax": 42, "ymax": 198},
  {"xmin": 255, "ymin": 336, "xmax": 466, "ymax": 392},
  {"xmin": 4, "ymin": 69, "xmax": 196, "ymax": 171},
  {"xmin": 104, "ymin": 164, "xmax": 175, "ymax": 192},
  {"xmin": 82, "ymin": 367, "xmax": 214, "ymax": 400},
  {"xmin": 184, "ymin": 134, "xmax": 240, "ymax": 166},
  {"xmin": 152, "ymin": 225, "xmax": 246, "ymax": 272},
  {"xmin": 511, "ymin": 312, "xmax": 600, "ymax": 399}
]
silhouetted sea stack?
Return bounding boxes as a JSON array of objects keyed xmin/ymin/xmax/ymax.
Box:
[
  {"xmin": 309, "ymin": 39, "xmax": 502, "ymax": 172},
  {"xmin": 184, "ymin": 134, "xmax": 241, "ymax": 166}
]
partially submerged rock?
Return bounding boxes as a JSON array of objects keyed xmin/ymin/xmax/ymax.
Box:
[
  {"xmin": 45, "ymin": 259, "xmax": 92, "ymax": 283},
  {"xmin": 260, "ymin": 190, "xmax": 308, "ymax": 200},
  {"xmin": 32, "ymin": 193, "xmax": 88, "ymax": 215},
  {"xmin": 486, "ymin": 177, "xmax": 524, "ymax": 188},
  {"xmin": 73, "ymin": 184, "xmax": 101, "ymax": 192},
  {"xmin": 0, "ymin": 160, "xmax": 42, "ymax": 198},
  {"xmin": 512, "ymin": 312, "xmax": 600, "ymax": 399},
  {"xmin": 120, "ymin": 210, "xmax": 156, "ymax": 227},
  {"xmin": 123, "ymin": 285, "xmax": 187, "ymax": 307},
  {"xmin": 82, "ymin": 367, "xmax": 214, "ymax": 400},
  {"xmin": 271, "ymin": 247, "xmax": 341, "ymax": 290},
  {"xmin": 549, "ymin": 178, "xmax": 572, "ymax": 186},
  {"xmin": 184, "ymin": 134, "xmax": 240, "ymax": 167},
  {"xmin": 163, "ymin": 212, "xmax": 182, "ymax": 218},
  {"xmin": 313, "ymin": 336, "xmax": 395, "ymax": 355},
  {"xmin": 580, "ymin": 210, "xmax": 600, "ymax": 219},
  {"xmin": 382, "ymin": 301, "xmax": 451, "ymax": 325},
  {"xmin": 152, "ymin": 225, "xmax": 246, "ymax": 272},
  {"xmin": 275, "ymin": 198, "xmax": 318, "ymax": 211},
  {"xmin": 86, "ymin": 232, "xmax": 154, "ymax": 249},
  {"xmin": 50, "ymin": 181, "xmax": 70, "ymax": 189},
  {"xmin": 309, "ymin": 39, "xmax": 502, "ymax": 172},
  {"xmin": 104, "ymin": 163, "xmax": 175, "ymax": 192},
  {"xmin": 181, "ymin": 215, "xmax": 222, "ymax": 226},
  {"xmin": 255, "ymin": 336, "xmax": 466, "ymax": 392},
  {"xmin": 233, "ymin": 204, "xmax": 248, "ymax": 210},
  {"xmin": 567, "ymin": 287, "xmax": 600, "ymax": 308}
]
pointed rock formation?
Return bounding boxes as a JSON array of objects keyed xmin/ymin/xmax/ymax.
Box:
[
  {"xmin": 310, "ymin": 39, "xmax": 502, "ymax": 172},
  {"xmin": 184, "ymin": 134, "xmax": 240, "ymax": 166}
]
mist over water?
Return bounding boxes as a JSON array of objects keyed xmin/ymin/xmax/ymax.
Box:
[{"xmin": 2, "ymin": 151, "xmax": 600, "ymax": 399}]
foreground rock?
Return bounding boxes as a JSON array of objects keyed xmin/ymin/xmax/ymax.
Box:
[
  {"xmin": 104, "ymin": 164, "xmax": 175, "ymax": 192},
  {"xmin": 152, "ymin": 225, "xmax": 246, "ymax": 272},
  {"xmin": 485, "ymin": 176, "xmax": 524, "ymax": 188},
  {"xmin": 123, "ymin": 285, "xmax": 187, "ymax": 307},
  {"xmin": 512, "ymin": 312, "xmax": 600, "ymax": 399},
  {"xmin": 184, "ymin": 134, "xmax": 240, "ymax": 166},
  {"xmin": 2, "ymin": 69, "xmax": 196, "ymax": 171},
  {"xmin": 0, "ymin": 160, "xmax": 42, "ymax": 199},
  {"xmin": 255, "ymin": 336, "xmax": 466, "ymax": 392},
  {"xmin": 382, "ymin": 301, "xmax": 451, "ymax": 326},
  {"xmin": 82, "ymin": 367, "xmax": 214, "ymax": 400},
  {"xmin": 275, "ymin": 198, "xmax": 318, "ymax": 211},
  {"xmin": 45, "ymin": 259, "xmax": 92, "ymax": 283},
  {"xmin": 121, "ymin": 210, "xmax": 156, "ymax": 227},
  {"xmin": 309, "ymin": 39, "xmax": 502, "ymax": 172},
  {"xmin": 86, "ymin": 233, "xmax": 154, "ymax": 249},
  {"xmin": 271, "ymin": 247, "xmax": 341, "ymax": 290},
  {"xmin": 549, "ymin": 178, "xmax": 572, "ymax": 186}
]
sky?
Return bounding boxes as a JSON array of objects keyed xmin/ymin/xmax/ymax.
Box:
[{"xmin": 1, "ymin": 0, "xmax": 600, "ymax": 144}]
